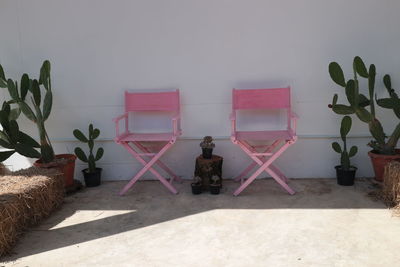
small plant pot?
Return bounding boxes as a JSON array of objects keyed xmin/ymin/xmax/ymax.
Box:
[
  {"xmin": 368, "ymin": 150, "xmax": 400, "ymax": 182},
  {"xmin": 210, "ymin": 184, "xmax": 221, "ymax": 195},
  {"xmin": 34, "ymin": 154, "xmax": 77, "ymax": 188},
  {"xmin": 83, "ymin": 168, "xmax": 102, "ymax": 187},
  {"xmin": 335, "ymin": 166, "xmax": 357, "ymax": 186},
  {"xmin": 191, "ymin": 183, "xmax": 202, "ymax": 194},
  {"xmin": 202, "ymin": 148, "xmax": 213, "ymax": 159}
]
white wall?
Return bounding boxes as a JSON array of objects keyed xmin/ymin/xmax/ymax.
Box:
[{"xmin": 1, "ymin": 0, "xmax": 400, "ymax": 180}]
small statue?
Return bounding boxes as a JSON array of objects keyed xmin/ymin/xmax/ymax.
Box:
[{"xmin": 200, "ymin": 136, "xmax": 215, "ymax": 159}]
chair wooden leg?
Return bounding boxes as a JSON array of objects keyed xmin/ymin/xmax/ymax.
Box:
[
  {"xmin": 233, "ymin": 141, "xmax": 295, "ymax": 196},
  {"xmin": 133, "ymin": 141, "xmax": 182, "ymax": 183},
  {"xmin": 119, "ymin": 142, "xmax": 178, "ymax": 195}
]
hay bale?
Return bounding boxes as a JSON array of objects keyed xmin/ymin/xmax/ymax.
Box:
[
  {"xmin": 382, "ymin": 161, "xmax": 400, "ymax": 215},
  {"xmin": 0, "ymin": 167, "xmax": 64, "ymax": 256}
]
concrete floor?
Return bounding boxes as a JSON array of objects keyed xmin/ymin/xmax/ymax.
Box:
[{"xmin": 2, "ymin": 178, "xmax": 400, "ymax": 267}]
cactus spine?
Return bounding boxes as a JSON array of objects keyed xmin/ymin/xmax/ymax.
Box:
[
  {"xmin": 0, "ymin": 60, "xmax": 55, "ymax": 163},
  {"xmin": 331, "ymin": 116, "xmax": 358, "ymax": 170},
  {"xmin": 329, "ymin": 56, "xmax": 400, "ymax": 155},
  {"xmin": 73, "ymin": 124, "xmax": 104, "ymax": 173},
  {"xmin": 0, "ymin": 102, "xmax": 41, "ymax": 161}
]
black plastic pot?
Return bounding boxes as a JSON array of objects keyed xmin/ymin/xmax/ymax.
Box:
[
  {"xmin": 210, "ymin": 184, "xmax": 221, "ymax": 195},
  {"xmin": 335, "ymin": 166, "xmax": 357, "ymax": 186},
  {"xmin": 83, "ymin": 168, "xmax": 102, "ymax": 187},
  {"xmin": 191, "ymin": 183, "xmax": 202, "ymax": 194},
  {"xmin": 202, "ymin": 148, "xmax": 213, "ymax": 159}
]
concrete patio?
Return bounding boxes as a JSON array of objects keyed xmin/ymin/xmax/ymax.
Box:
[{"xmin": 2, "ymin": 178, "xmax": 400, "ymax": 267}]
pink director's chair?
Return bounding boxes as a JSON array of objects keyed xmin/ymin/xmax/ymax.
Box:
[
  {"xmin": 114, "ymin": 90, "xmax": 182, "ymax": 195},
  {"xmin": 230, "ymin": 87, "xmax": 298, "ymax": 196}
]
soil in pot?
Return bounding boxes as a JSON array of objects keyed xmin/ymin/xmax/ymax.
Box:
[
  {"xmin": 34, "ymin": 154, "xmax": 77, "ymax": 187},
  {"xmin": 210, "ymin": 184, "xmax": 221, "ymax": 195},
  {"xmin": 191, "ymin": 183, "xmax": 202, "ymax": 194},
  {"xmin": 83, "ymin": 168, "xmax": 102, "ymax": 187},
  {"xmin": 368, "ymin": 150, "xmax": 400, "ymax": 182},
  {"xmin": 202, "ymin": 148, "xmax": 213, "ymax": 159},
  {"xmin": 335, "ymin": 166, "xmax": 357, "ymax": 186}
]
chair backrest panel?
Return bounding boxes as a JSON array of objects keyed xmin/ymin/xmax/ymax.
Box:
[
  {"xmin": 125, "ymin": 90, "xmax": 180, "ymax": 112},
  {"xmin": 232, "ymin": 87, "xmax": 290, "ymax": 110}
]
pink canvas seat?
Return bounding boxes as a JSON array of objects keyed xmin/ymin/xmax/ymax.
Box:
[
  {"xmin": 230, "ymin": 87, "xmax": 298, "ymax": 196},
  {"xmin": 114, "ymin": 90, "xmax": 182, "ymax": 195}
]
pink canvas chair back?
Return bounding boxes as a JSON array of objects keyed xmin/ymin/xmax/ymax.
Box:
[
  {"xmin": 232, "ymin": 87, "xmax": 292, "ymax": 128},
  {"xmin": 125, "ymin": 90, "xmax": 180, "ymax": 112}
]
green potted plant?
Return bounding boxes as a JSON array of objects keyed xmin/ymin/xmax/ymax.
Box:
[
  {"xmin": 0, "ymin": 60, "xmax": 76, "ymax": 187},
  {"xmin": 209, "ymin": 175, "xmax": 221, "ymax": 195},
  {"xmin": 0, "ymin": 101, "xmax": 41, "ymax": 161},
  {"xmin": 331, "ymin": 116, "xmax": 358, "ymax": 186},
  {"xmin": 200, "ymin": 136, "xmax": 215, "ymax": 159},
  {"xmin": 191, "ymin": 176, "xmax": 202, "ymax": 195},
  {"xmin": 73, "ymin": 124, "xmax": 104, "ymax": 187},
  {"xmin": 0, "ymin": 61, "xmax": 77, "ymax": 186},
  {"xmin": 329, "ymin": 56, "xmax": 400, "ymax": 181}
]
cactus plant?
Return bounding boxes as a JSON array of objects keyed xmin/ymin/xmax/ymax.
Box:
[
  {"xmin": 0, "ymin": 60, "xmax": 55, "ymax": 163},
  {"xmin": 200, "ymin": 136, "xmax": 215, "ymax": 149},
  {"xmin": 73, "ymin": 124, "xmax": 104, "ymax": 173},
  {"xmin": 0, "ymin": 101, "xmax": 41, "ymax": 161},
  {"xmin": 331, "ymin": 116, "xmax": 358, "ymax": 170},
  {"xmin": 329, "ymin": 56, "xmax": 400, "ymax": 155}
]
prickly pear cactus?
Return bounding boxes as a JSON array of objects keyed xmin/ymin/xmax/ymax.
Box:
[
  {"xmin": 331, "ymin": 116, "xmax": 358, "ymax": 170},
  {"xmin": 73, "ymin": 124, "xmax": 104, "ymax": 173},
  {"xmin": 328, "ymin": 56, "xmax": 400, "ymax": 155},
  {"xmin": 0, "ymin": 60, "xmax": 55, "ymax": 163}
]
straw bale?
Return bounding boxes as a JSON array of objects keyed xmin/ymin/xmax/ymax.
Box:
[{"xmin": 0, "ymin": 167, "xmax": 64, "ymax": 256}]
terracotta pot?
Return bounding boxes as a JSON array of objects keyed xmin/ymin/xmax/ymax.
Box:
[
  {"xmin": 368, "ymin": 150, "xmax": 400, "ymax": 182},
  {"xmin": 34, "ymin": 154, "xmax": 77, "ymax": 187}
]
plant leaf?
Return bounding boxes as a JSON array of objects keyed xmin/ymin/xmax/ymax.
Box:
[
  {"xmin": 340, "ymin": 116, "xmax": 352, "ymax": 139},
  {"xmin": 349, "ymin": 146, "xmax": 358, "ymax": 157},
  {"xmin": 0, "ymin": 150, "xmax": 15, "ymax": 162},
  {"xmin": 74, "ymin": 147, "xmax": 88, "ymax": 162},
  {"xmin": 18, "ymin": 131, "xmax": 40, "ymax": 148},
  {"xmin": 73, "ymin": 129, "xmax": 88, "ymax": 143},
  {"xmin": 354, "ymin": 56, "xmax": 369, "ymax": 78},
  {"xmin": 329, "ymin": 62, "xmax": 346, "ymax": 87},
  {"xmin": 43, "ymin": 91, "xmax": 52, "ymax": 120},
  {"xmin": 15, "ymin": 143, "xmax": 41, "ymax": 158},
  {"xmin": 332, "ymin": 142, "xmax": 342, "ymax": 153},
  {"xmin": 95, "ymin": 147, "xmax": 104, "ymax": 161}
]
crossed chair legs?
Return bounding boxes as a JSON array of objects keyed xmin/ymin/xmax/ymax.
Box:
[
  {"xmin": 232, "ymin": 139, "xmax": 296, "ymax": 196},
  {"xmin": 119, "ymin": 140, "xmax": 182, "ymax": 196},
  {"xmin": 119, "ymin": 138, "xmax": 296, "ymax": 196}
]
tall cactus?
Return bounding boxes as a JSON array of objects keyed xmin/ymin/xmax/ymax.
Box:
[
  {"xmin": 329, "ymin": 56, "xmax": 400, "ymax": 155},
  {"xmin": 73, "ymin": 124, "xmax": 104, "ymax": 173},
  {"xmin": 331, "ymin": 116, "xmax": 358, "ymax": 170},
  {"xmin": 0, "ymin": 102, "xmax": 41, "ymax": 161},
  {"xmin": 0, "ymin": 60, "xmax": 55, "ymax": 163}
]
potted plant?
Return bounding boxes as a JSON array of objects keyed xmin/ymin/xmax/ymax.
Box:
[
  {"xmin": 209, "ymin": 175, "xmax": 221, "ymax": 194},
  {"xmin": 329, "ymin": 56, "xmax": 400, "ymax": 181},
  {"xmin": 200, "ymin": 136, "xmax": 215, "ymax": 159},
  {"xmin": 331, "ymin": 116, "xmax": 358, "ymax": 186},
  {"xmin": 0, "ymin": 61, "xmax": 77, "ymax": 187},
  {"xmin": 73, "ymin": 124, "xmax": 104, "ymax": 187},
  {"xmin": 191, "ymin": 176, "xmax": 202, "ymax": 195},
  {"xmin": 0, "ymin": 101, "xmax": 41, "ymax": 161}
]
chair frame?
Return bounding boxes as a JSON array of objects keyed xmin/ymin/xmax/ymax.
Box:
[
  {"xmin": 114, "ymin": 89, "xmax": 182, "ymax": 195},
  {"xmin": 230, "ymin": 87, "xmax": 298, "ymax": 196}
]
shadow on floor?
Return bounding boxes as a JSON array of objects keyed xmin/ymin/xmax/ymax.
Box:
[{"xmin": 2, "ymin": 178, "xmax": 384, "ymax": 260}]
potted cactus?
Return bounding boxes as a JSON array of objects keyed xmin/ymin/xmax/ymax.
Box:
[
  {"xmin": 331, "ymin": 116, "xmax": 358, "ymax": 186},
  {"xmin": 0, "ymin": 102, "xmax": 41, "ymax": 162},
  {"xmin": 191, "ymin": 176, "xmax": 202, "ymax": 195},
  {"xmin": 329, "ymin": 56, "xmax": 400, "ymax": 181},
  {"xmin": 200, "ymin": 136, "xmax": 215, "ymax": 159},
  {"xmin": 0, "ymin": 61, "xmax": 77, "ymax": 186},
  {"xmin": 209, "ymin": 175, "xmax": 221, "ymax": 194},
  {"xmin": 73, "ymin": 124, "xmax": 104, "ymax": 187}
]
